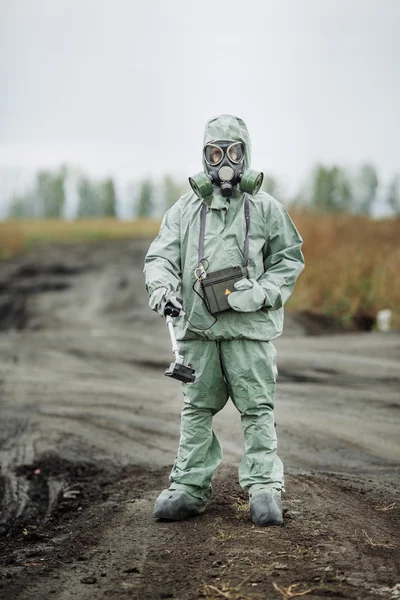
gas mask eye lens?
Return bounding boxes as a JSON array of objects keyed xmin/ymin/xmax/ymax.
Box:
[
  {"xmin": 227, "ymin": 142, "xmax": 244, "ymax": 164},
  {"xmin": 204, "ymin": 144, "xmax": 223, "ymax": 166}
]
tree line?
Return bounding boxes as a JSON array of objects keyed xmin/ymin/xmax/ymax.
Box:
[{"xmin": 5, "ymin": 163, "xmax": 400, "ymax": 219}]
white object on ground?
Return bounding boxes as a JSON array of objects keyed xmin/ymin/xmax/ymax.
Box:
[{"xmin": 376, "ymin": 309, "xmax": 392, "ymax": 332}]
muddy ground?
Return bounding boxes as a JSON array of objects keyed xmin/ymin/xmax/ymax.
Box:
[{"xmin": 0, "ymin": 239, "xmax": 399, "ymax": 600}]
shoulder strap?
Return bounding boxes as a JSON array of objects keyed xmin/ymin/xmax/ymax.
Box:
[
  {"xmin": 198, "ymin": 202, "xmax": 207, "ymax": 267},
  {"xmin": 243, "ymin": 195, "xmax": 250, "ymax": 272},
  {"xmin": 198, "ymin": 197, "xmax": 251, "ymax": 270}
]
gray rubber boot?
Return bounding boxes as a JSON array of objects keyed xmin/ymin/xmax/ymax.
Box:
[
  {"xmin": 153, "ymin": 489, "xmax": 206, "ymax": 521},
  {"xmin": 249, "ymin": 489, "xmax": 283, "ymax": 527}
]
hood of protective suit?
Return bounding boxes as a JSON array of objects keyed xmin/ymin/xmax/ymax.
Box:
[{"xmin": 202, "ymin": 114, "xmax": 251, "ymax": 173}]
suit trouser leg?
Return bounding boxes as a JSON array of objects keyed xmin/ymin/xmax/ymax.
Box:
[
  {"xmin": 219, "ymin": 339, "xmax": 284, "ymax": 494},
  {"xmin": 169, "ymin": 340, "xmax": 228, "ymax": 504}
]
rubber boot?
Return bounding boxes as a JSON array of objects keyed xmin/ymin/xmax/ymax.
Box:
[
  {"xmin": 250, "ymin": 489, "xmax": 283, "ymax": 527},
  {"xmin": 153, "ymin": 488, "xmax": 206, "ymax": 521}
]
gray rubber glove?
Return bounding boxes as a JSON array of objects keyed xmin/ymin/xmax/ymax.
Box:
[
  {"xmin": 227, "ymin": 278, "xmax": 266, "ymax": 313},
  {"xmin": 149, "ymin": 287, "xmax": 184, "ymax": 317}
]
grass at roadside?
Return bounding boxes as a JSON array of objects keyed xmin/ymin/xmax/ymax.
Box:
[
  {"xmin": 289, "ymin": 212, "xmax": 400, "ymax": 328},
  {"xmin": 0, "ymin": 214, "xmax": 399, "ymax": 328},
  {"xmin": 0, "ymin": 218, "xmax": 159, "ymax": 253}
]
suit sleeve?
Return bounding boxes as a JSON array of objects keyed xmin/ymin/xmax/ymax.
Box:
[
  {"xmin": 143, "ymin": 200, "xmax": 182, "ymax": 305},
  {"xmin": 258, "ymin": 202, "xmax": 305, "ymax": 310}
]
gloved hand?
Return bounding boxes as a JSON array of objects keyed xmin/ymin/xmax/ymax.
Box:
[
  {"xmin": 227, "ymin": 278, "xmax": 266, "ymax": 313},
  {"xmin": 149, "ymin": 287, "xmax": 184, "ymax": 318},
  {"xmin": 164, "ymin": 296, "xmax": 184, "ymax": 317}
]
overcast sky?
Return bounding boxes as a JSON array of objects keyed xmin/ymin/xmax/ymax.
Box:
[{"xmin": 0, "ymin": 0, "xmax": 399, "ymax": 201}]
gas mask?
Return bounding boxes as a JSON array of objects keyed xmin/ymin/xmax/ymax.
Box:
[
  {"xmin": 204, "ymin": 141, "xmax": 244, "ymax": 198},
  {"xmin": 189, "ymin": 140, "xmax": 264, "ymax": 199}
]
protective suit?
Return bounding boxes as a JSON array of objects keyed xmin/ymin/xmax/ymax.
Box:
[{"xmin": 144, "ymin": 114, "xmax": 304, "ymax": 524}]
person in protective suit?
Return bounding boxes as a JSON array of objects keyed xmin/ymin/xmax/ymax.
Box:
[{"xmin": 144, "ymin": 114, "xmax": 304, "ymax": 526}]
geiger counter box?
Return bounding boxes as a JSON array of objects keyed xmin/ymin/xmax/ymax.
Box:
[{"xmin": 201, "ymin": 266, "xmax": 246, "ymax": 314}]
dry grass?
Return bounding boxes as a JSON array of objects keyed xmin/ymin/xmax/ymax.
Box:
[
  {"xmin": 289, "ymin": 211, "xmax": 400, "ymax": 328},
  {"xmin": 362, "ymin": 529, "xmax": 395, "ymax": 549},
  {"xmin": 203, "ymin": 572, "xmax": 257, "ymax": 599},
  {"xmin": 0, "ymin": 218, "xmax": 160, "ymax": 258},
  {"xmin": 203, "ymin": 564, "xmax": 282, "ymax": 599},
  {"xmin": 0, "ymin": 213, "xmax": 399, "ymax": 327},
  {"xmin": 0, "ymin": 222, "xmax": 25, "ymax": 258},
  {"xmin": 203, "ymin": 565, "xmax": 311, "ymax": 599},
  {"xmin": 214, "ymin": 529, "xmax": 237, "ymax": 543},
  {"xmin": 232, "ymin": 498, "xmax": 249, "ymax": 517},
  {"xmin": 203, "ymin": 582, "xmax": 242, "ymax": 599},
  {"xmin": 375, "ymin": 502, "xmax": 396, "ymax": 512},
  {"xmin": 272, "ymin": 582, "xmax": 313, "ymax": 598}
]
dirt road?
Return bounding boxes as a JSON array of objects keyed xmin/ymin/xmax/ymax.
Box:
[{"xmin": 0, "ymin": 240, "xmax": 399, "ymax": 600}]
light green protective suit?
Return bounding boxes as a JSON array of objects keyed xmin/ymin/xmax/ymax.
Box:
[{"xmin": 144, "ymin": 114, "xmax": 304, "ymax": 504}]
